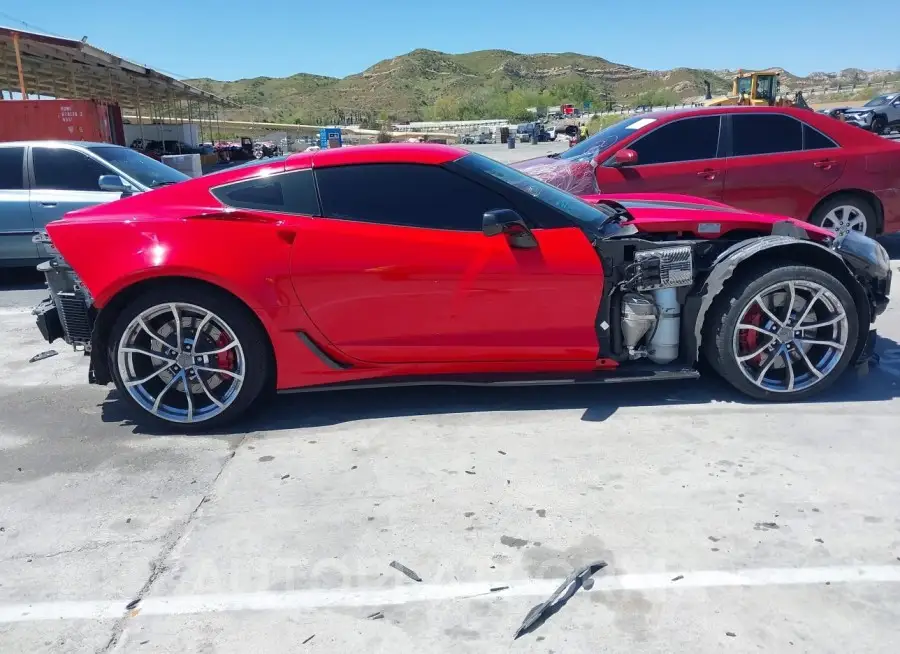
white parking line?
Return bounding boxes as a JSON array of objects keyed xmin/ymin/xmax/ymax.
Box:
[{"xmin": 1, "ymin": 565, "xmax": 898, "ymax": 624}]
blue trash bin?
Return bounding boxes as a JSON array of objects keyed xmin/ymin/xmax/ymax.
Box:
[{"xmin": 507, "ymin": 135, "xmax": 516, "ymax": 149}]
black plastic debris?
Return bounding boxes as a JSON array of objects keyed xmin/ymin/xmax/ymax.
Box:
[
  {"xmin": 125, "ymin": 599, "xmax": 140, "ymax": 610},
  {"xmin": 389, "ymin": 560, "xmax": 422, "ymax": 582},
  {"xmin": 367, "ymin": 611, "xmax": 384, "ymax": 620},
  {"xmin": 29, "ymin": 350, "xmax": 58, "ymax": 363},
  {"xmin": 490, "ymin": 586, "xmax": 509, "ymax": 592},
  {"xmin": 514, "ymin": 560, "xmax": 607, "ymax": 639},
  {"xmin": 671, "ymin": 575, "xmax": 684, "ymax": 582},
  {"xmin": 302, "ymin": 635, "xmax": 315, "ymax": 644}
]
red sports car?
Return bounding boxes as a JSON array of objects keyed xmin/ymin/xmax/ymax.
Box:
[
  {"xmin": 514, "ymin": 106, "xmax": 900, "ymax": 237},
  {"xmin": 32, "ymin": 144, "xmax": 891, "ymax": 429}
]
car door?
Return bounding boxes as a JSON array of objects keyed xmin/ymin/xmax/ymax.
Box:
[
  {"xmin": 722, "ymin": 113, "xmax": 845, "ymax": 218},
  {"xmin": 0, "ymin": 146, "xmax": 39, "ymax": 265},
  {"xmin": 888, "ymin": 95, "xmax": 900, "ymax": 126},
  {"xmin": 29, "ymin": 145, "xmax": 125, "ymax": 257},
  {"xmin": 594, "ymin": 115, "xmax": 726, "ymax": 201},
  {"xmin": 253, "ymin": 163, "xmax": 603, "ymax": 365}
]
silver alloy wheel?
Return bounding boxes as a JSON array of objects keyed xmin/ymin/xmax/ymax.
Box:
[
  {"xmin": 819, "ymin": 205, "xmax": 868, "ymax": 234},
  {"xmin": 116, "ymin": 302, "xmax": 246, "ymax": 423},
  {"xmin": 732, "ymin": 280, "xmax": 849, "ymax": 394}
]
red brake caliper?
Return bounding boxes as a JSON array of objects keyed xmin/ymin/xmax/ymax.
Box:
[
  {"xmin": 215, "ymin": 333, "xmax": 236, "ymax": 371},
  {"xmin": 740, "ymin": 306, "xmax": 764, "ymax": 364}
]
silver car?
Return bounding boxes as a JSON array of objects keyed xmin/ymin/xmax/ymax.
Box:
[
  {"xmin": 841, "ymin": 92, "xmax": 900, "ymax": 134},
  {"xmin": 0, "ymin": 141, "xmax": 189, "ymax": 267}
]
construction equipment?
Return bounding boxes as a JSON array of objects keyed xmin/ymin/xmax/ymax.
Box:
[{"xmin": 704, "ymin": 69, "xmax": 809, "ymax": 109}]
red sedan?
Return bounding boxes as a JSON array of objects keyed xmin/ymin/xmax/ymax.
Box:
[
  {"xmin": 33, "ymin": 144, "xmax": 891, "ymax": 429},
  {"xmin": 514, "ymin": 106, "xmax": 900, "ymax": 237}
]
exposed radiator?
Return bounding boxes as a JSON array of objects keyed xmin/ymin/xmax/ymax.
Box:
[{"xmin": 56, "ymin": 291, "xmax": 93, "ymax": 344}]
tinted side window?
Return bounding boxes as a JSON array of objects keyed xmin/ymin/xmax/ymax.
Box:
[
  {"xmin": 803, "ymin": 124, "xmax": 837, "ymax": 150},
  {"xmin": 316, "ymin": 164, "xmax": 513, "ymax": 231},
  {"xmin": 33, "ymin": 148, "xmax": 113, "ymax": 191},
  {"xmin": 212, "ymin": 170, "xmax": 320, "ymax": 215},
  {"xmin": 0, "ymin": 148, "xmax": 25, "ymax": 190},
  {"xmin": 732, "ymin": 114, "xmax": 802, "ymax": 156},
  {"xmin": 629, "ymin": 117, "xmax": 721, "ymax": 165}
]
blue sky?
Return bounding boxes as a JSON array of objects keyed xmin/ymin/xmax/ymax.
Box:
[{"xmin": 2, "ymin": 1, "xmax": 896, "ymax": 81}]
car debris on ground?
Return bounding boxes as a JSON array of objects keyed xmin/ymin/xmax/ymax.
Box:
[
  {"xmin": 514, "ymin": 560, "xmax": 607, "ymax": 639},
  {"xmin": 389, "ymin": 560, "xmax": 423, "ymax": 582},
  {"xmin": 28, "ymin": 349, "xmax": 57, "ymax": 363}
]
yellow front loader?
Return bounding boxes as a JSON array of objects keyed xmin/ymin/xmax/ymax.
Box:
[{"xmin": 704, "ymin": 69, "xmax": 808, "ymax": 108}]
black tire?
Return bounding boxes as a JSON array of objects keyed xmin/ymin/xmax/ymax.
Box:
[
  {"xmin": 871, "ymin": 116, "xmax": 886, "ymax": 135},
  {"xmin": 703, "ymin": 262, "xmax": 860, "ymax": 402},
  {"xmin": 107, "ymin": 283, "xmax": 271, "ymax": 431},
  {"xmin": 809, "ymin": 193, "xmax": 877, "ymax": 238}
]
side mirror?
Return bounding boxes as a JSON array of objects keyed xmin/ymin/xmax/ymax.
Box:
[
  {"xmin": 611, "ymin": 148, "xmax": 639, "ymax": 167},
  {"xmin": 98, "ymin": 174, "xmax": 131, "ymax": 195},
  {"xmin": 482, "ymin": 209, "xmax": 537, "ymax": 249}
]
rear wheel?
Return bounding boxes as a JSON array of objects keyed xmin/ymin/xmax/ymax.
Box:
[
  {"xmin": 704, "ymin": 263, "xmax": 859, "ymax": 401},
  {"xmin": 108, "ymin": 285, "xmax": 270, "ymax": 430},
  {"xmin": 810, "ymin": 194, "xmax": 876, "ymax": 238}
]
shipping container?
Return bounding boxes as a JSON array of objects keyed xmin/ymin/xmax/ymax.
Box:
[{"xmin": 0, "ymin": 99, "xmax": 126, "ymax": 145}]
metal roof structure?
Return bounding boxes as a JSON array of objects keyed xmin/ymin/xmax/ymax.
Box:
[{"xmin": 0, "ymin": 25, "xmax": 233, "ymax": 114}]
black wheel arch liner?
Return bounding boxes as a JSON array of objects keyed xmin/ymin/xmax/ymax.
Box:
[{"xmin": 682, "ymin": 235, "xmax": 872, "ymax": 366}]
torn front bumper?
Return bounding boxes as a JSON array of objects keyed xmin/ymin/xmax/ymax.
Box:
[{"xmin": 33, "ymin": 297, "xmax": 64, "ymax": 344}]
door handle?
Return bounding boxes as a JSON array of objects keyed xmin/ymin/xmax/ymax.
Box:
[
  {"xmin": 813, "ymin": 160, "xmax": 834, "ymax": 170},
  {"xmin": 39, "ymin": 202, "xmax": 58, "ymax": 207},
  {"xmin": 696, "ymin": 169, "xmax": 718, "ymax": 180}
]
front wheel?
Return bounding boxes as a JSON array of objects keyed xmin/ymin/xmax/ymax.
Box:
[
  {"xmin": 108, "ymin": 285, "xmax": 271, "ymax": 430},
  {"xmin": 871, "ymin": 116, "xmax": 886, "ymax": 135},
  {"xmin": 704, "ymin": 263, "xmax": 860, "ymax": 401}
]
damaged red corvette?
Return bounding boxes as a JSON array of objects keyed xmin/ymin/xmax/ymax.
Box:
[{"xmin": 32, "ymin": 144, "xmax": 891, "ymax": 428}]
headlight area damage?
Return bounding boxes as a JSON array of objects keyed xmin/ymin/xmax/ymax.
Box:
[{"xmin": 681, "ymin": 226, "xmax": 891, "ymax": 373}]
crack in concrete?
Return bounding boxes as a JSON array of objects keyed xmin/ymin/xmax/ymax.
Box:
[
  {"xmin": 96, "ymin": 442, "xmax": 245, "ymax": 654},
  {"xmin": 1, "ymin": 538, "xmax": 162, "ymax": 563}
]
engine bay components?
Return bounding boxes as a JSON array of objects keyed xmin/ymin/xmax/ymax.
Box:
[
  {"xmin": 647, "ymin": 288, "xmax": 680, "ymax": 364},
  {"xmin": 621, "ymin": 293, "xmax": 657, "ymax": 359},
  {"xmin": 632, "ymin": 245, "xmax": 693, "ymax": 291}
]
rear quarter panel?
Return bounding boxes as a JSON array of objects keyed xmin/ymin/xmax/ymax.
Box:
[{"xmin": 46, "ymin": 216, "xmax": 297, "ymax": 314}]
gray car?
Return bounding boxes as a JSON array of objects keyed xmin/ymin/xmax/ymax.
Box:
[
  {"xmin": 841, "ymin": 92, "xmax": 900, "ymax": 134},
  {"xmin": 0, "ymin": 141, "xmax": 189, "ymax": 267}
]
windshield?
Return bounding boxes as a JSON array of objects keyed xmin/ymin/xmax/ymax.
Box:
[
  {"xmin": 557, "ymin": 115, "xmax": 652, "ymax": 161},
  {"xmin": 756, "ymin": 75, "xmax": 776, "ymax": 100},
  {"xmin": 863, "ymin": 94, "xmax": 892, "ymax": 107},
  {"xmin": 87, "ymin": 146, "xmax": 190, "ymax": 189},
  {"xmin": 457, "ymin": 152, "xmax": 615, "ymax": 231}
]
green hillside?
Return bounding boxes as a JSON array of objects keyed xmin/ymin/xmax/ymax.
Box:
[{"xmin": 185, "ymin": 49, "xmax": 896, "ymax": 124}]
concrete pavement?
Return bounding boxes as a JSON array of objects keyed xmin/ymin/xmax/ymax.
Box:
[{"xmin": 1, "ymin": 187, "xmax": 900, "ymax": 652}]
